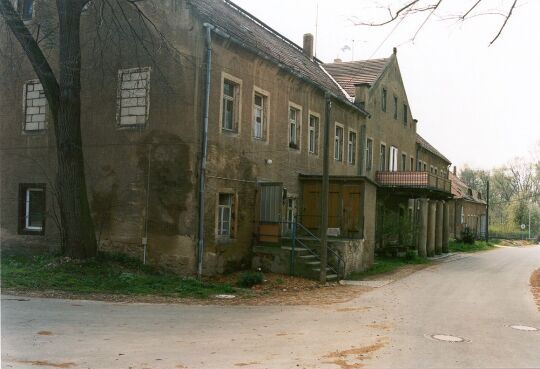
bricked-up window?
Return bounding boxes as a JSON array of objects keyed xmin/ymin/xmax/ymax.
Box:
[
  {"xmin": 366, "ymin": 138, "xmax": 373, "ymax": 171},
  {"xmin": 308, "ymin": 114, "xmax": 319, "ymax": 155},
  {"xmin": 381, "ymin": 88, "xmax": 387, "ymax": 112},
  {"xmin": 253, "ymin": 93, "xmax": 267, "ymax": 140},
  {"xmin": 348, "ymin": 130, "xmax": 356, "ymax": 165},
  {"xmin": 117, "ymin": 67, "xmax": 151, "ymax": 127},
  {"xmin": 23, "ymin": 80, "xmax": 47, "ymax": 131},
  {"xmin": 289, "ymin": 106, "xmax": 300, "ymax": 149},
  {"xmin": 18, "ymin": 183, "xmax": 45, "ymax": 235},
  {"xmin": 334, "ymin": 124, "xmax": 344, "ymax": 161},
  {"xmin": 217, "ymin": 193, "xmax": 235, "ymax": 238}
]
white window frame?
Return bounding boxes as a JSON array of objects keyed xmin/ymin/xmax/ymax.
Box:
[
  {"xmin": 116, "ymin": 67, "xmax": 151, "ymax": 127},
  {"xmin": 24, "ymin": 187, "xmax": 44, "ymax": 231},
  {"xmin": 217, "ymin": 192, "xmax": 236, "ymax": 238},
  {"xmin": 348, "ymin": 129, "xmax": 357, "ymax": 165},
  {"xmin": 253, "ymin": 87, "xmax": 269, "ymax": 141},
  {"xmin": 334, "ymin": 123, "xmax": 344, "ymax": 162},
  {"xmin": 219, "ymin": 72, "xmax": 242, "ymax": 135},
  {"xmin": 288, "ymin": 102, "xmax": 302, "ymax": 150},
  {"xmin": 389, "ymin": 146, "xmax": 398, "ymax": 172},
  {"xmin": 282, "ymin": 195, "xmax": 298, "ymax": 234},
  {"xmin": 308, "ymin": 112, "xmax": 320, "ymax": 155}
]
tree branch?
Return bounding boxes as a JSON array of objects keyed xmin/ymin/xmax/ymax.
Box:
[
  {"xmin": 489, "ymin": 0, "xmax": 517, "ymax": 46},
  {"xmin": 0, "ymin": 0, "xmax": 59, "ymax": 119}
]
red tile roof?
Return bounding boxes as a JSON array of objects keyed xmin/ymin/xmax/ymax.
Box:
[
  {"xmin": 449, "ymin": 172, "xmax": 486, "ymax": 204},
  {"xmin": 323, "ymin": 58, "xmax": 391, "ymax": 97}
]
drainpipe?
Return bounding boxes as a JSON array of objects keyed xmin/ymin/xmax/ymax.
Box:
[{"xmin": 197, "ymin": 24, "xmax": 213, "ymax": 279}]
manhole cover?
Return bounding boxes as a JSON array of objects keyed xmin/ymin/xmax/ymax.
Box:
[
  {"xmin": 509, "ymin": 325, "xmax": 538, "ymax": 331},
  {"xmin": 425, "ymin": 334, "xmax": 468, "ymax": 343}
]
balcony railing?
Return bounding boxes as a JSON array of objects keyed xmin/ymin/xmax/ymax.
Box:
[{"xmin": 376, "ymin": 171, "xmax": 451, "ymax": 193}]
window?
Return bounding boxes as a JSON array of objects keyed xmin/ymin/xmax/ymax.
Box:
[
  {"xmin": 18, "ymin": 184, "xmax": 45, "ymax": 234},
  {"xmin": 19, "ymin": 0, "xmax": 33, "ymax": 20},
  {"xmin": 389, "ymin": 146, "xmax": 398, "ymax": 171},
  {"xmin": 222, "ymin": 79, "xmax": 240, "ymax": 132},
  {"xmin": 401, "ymin": 153, "xmax": 406, "ymax": 171},
  {"xmin": 460, "ymin": 206, "xmax": 465, "ymax": 224},
  {"xmin": 366, "ymin": 139, "xmax": 373, "ymax": 171},
  {"xmin": 288, "ymin": 106, "xmax": 301, "ymax": 149},
  {"xmin": 117, "ymin": 67, "xmax": 150, "ymax": 127},
  {"xmin": 253, "ymin": 92, "xmax": 268, "ymax": 140},
  {"xmin": 23, "ymin": 80, "xmax": 47, "ymax": 132},
  {"xmin": 403, "ymin": 104, "xmax": 408, "ymax": 125},
  {"xmin": 423, "ymin": 162, "xmax": 427, "ymax": 172},
  {"xmin": 334, "ymin": 124, "xmax": 344, "ymax": 161},
  {"xmin": 393, "ymin": 96, "xmax": 398, "ymax": 120},
  {"xmin": 380, "ymin": 144, "xmax": 386, "ymax": 171},
  {"xmin": 217, "ymin": 193, "xmax": 235, "ymax": 237},
  {"xmin": 308, "ymin": 114, "xmax": 319, "ymax": 154},
  {"xmin": 283, "ymin": 197, "xmax": 298, "ymax": 233},
  {"xmin": 381, "ymin": 88, "xmax": 387, "ymax": 112},
  {"xmin": 410, "ymin": 157, "xmax": 415, "ymax": 171},
  {"xmin": 348, "ymin": 130, "xmax": 357, "ymax": 165}
]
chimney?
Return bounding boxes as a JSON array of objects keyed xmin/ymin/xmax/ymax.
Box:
[
  {"xmin": 393, "ymin": 47, "xmax": 397, "ymax": 55},
  {"xmin": 334, "ymin": 58, "xmax": 342, "ymax": 63},
  {"xmin": 354, "ymin": 83, "xmax": 370, "ymax": 107},
  {"xmin": 453, "ymin": 166, "xmax": 457, "ymax": 175},
  {"xmin": 303, "ymin": 33, "xmax": 314, "ymax": 59}
]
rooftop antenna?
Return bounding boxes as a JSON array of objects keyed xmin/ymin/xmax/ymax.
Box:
[
  {"xmin": 314, "ymin": 2, "xmax": 319, "ymax": 57},
  {"xmin": 351, "ymin": 39, "xmax": 355, "ymax": 61}
]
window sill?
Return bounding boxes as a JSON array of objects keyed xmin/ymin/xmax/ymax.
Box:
[
  {"xmin": 22, "ymin": 129, "xmax": 47, "ymax": 135},
  {"xmin": 216, "ymin": 236, "xmax": 235, "ymax": 244},
  {"xmin": 221, "ymin": 129, "xmax": 239, "ymax": 136},
  {"xmin": 116, "ymin": 123, "xmax": 147, "ymax": 130}
]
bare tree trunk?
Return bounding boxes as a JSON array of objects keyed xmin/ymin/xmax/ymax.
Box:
[
  {"xmin": 0, "ymin": 0, "xmax": 97, "ymax": 258},
  {"xmin": 55, "ymin": 0, "xmax": 97, "ymax": 258}
]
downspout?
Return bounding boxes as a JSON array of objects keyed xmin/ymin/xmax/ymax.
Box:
[{"xmin": 197, "ymin": 24, "xmax": 213, "ymax": 279}]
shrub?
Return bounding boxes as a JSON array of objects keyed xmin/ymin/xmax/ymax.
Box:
[
  {"xmin": 237, "ymin": 271, "xmax": 265, "ymax": 288},
  {"xmin": 461, "ymin": 226, "xmax": 476, "ymax": 244}
]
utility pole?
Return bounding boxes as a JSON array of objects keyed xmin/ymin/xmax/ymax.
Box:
[
  {"xmin": 485, "ymin": 180, "xmax": 489, "ymax": 243},
  {"xmin": 528, "ymin": 205, "xmax": 531, "ymax": 240},
  {"xmin": 320, "ymin": 94, "xmax": 331, "ymax": 283}
]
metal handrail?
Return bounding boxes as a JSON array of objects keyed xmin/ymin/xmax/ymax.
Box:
[{"xmin": 294, "ymin": 221, "xmax": 345, "ymax": 278}]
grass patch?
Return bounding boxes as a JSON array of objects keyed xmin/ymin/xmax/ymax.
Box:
[
  {"xmin": 1, "ymin": 253, "xmax": 236, "ymax": 299},
  {"xmin": 348, "ymin": 256, "xmax": 429, "ymax": 280},
  {"xmin": 448, "ymin": 240, "xmax": 495, "ymax": 253}
]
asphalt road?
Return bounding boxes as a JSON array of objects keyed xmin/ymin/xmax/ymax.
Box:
[{"xmin": 2, "ymin": 245, "xmax": 540, "ymax": 369}]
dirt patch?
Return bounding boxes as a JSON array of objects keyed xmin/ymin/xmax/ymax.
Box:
[
  {"xmin": 366, "ymin": 323, "xmax": 393, "ymax": 331},
  {"xmin": 234, "ymin": 361, "xmax": 260, "ymax": 366},
  {"xmin": 15, "ymin": 360, "xmax": 75, "ymax": 368},
  {"xmin": 322, "ymin": 338, "xmax": 388, "ymax": 369},
  {"xmin": 36, "ymin": 331, "xmax": 53, "ymax": 336},
  {"xmin": 3, "ymin": 273, "xmax": 371, "ymax": 306},
  {"xmin": 496, "ymin": 239, "xmax": 536, "ymax": 247},
  {"xmin": 335, "ymin": 307, "xmax": 371, "ymax": 313},
  {"xmin": 530, "ymin": 268, "xmax": 540, "ymax": 311}
]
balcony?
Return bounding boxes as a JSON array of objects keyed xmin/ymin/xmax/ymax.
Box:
[{"xmin": 376, "ymin": 171, "xmax": 451, "ymax": 195}]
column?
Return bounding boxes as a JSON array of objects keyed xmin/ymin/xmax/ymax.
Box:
[
  {"xmin": 435, "ymin": 200, "xmax": 444, "ymax": 255},
  {"xmin": 442, "ymin": 201, "xmax": 450, "ymax": 253},
  {"xmin": 427, "ymin": 200, "xmax": 436, "ymax": 257},
  {"xmin": 417, "ymin": 198, "xmax": 428, "ymax": 258}
]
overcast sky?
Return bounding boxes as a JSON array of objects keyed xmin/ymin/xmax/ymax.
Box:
[{"xmin": 233, "ymin": 0, "xmax": 540, "ymax": 171}]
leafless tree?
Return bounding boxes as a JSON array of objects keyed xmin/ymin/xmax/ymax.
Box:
[
  {"xmin": 0, "ymin": 0, "xmax": 178, "ymax": 258},
  {"xmin": 351, "ymin": 0, "xmax": 519, "ymax": 45}
]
